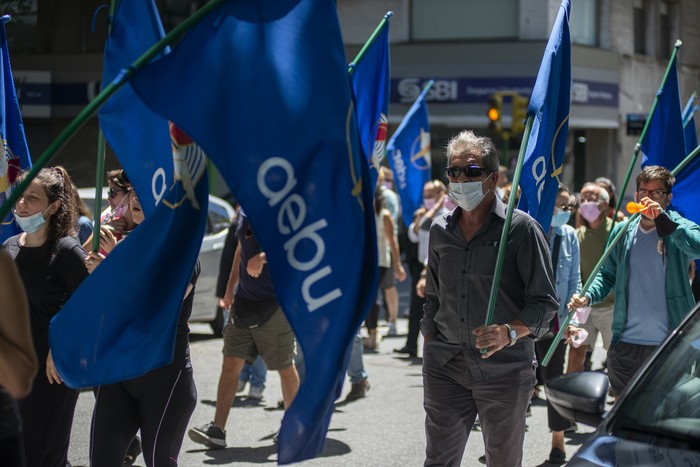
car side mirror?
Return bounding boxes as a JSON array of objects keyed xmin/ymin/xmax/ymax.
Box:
[{"xmin": 545, "ymin": 372, "xmax": 609, "ymax": 427}]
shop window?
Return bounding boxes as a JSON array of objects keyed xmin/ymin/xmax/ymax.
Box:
[{"xmin": 571, "ymin": 0, "xmax": 597, "ymax": 46}]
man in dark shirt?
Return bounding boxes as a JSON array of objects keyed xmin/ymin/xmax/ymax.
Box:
[
  {"xmin": 421, "ymin": 130, "xmax": 557, "ymax": 466},
  {"xmin": 189, "ymin": 209, "xmax": 299, "ymax": 449}
]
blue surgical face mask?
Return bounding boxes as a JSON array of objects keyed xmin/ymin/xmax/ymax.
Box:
[
  {"xmin": 448, "ymin": 178, "xmax": 490, "ymax": 212},
  {"xmin": 550, "ymin": 209, "xmax": 571, "ymax": 228},
  {"xmin": 15, "ymin": 207, "xmax": 50, "ymax": 234}
]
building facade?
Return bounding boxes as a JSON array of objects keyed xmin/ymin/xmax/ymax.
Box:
[{"xmin": 4, "ymin": 0, "xmax": 700, "ymax": 199}]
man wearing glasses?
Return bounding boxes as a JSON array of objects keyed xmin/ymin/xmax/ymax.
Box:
[
  {"xmin": 569, "ymin": 165, "xmax": 700, "ymax": 397},
  {"xmin": 421, "ymin": 130, "xmax": 557, "ymax": 466}
]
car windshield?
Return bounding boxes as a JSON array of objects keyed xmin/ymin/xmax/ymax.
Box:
[{"xmin": 611, "ymin": 309, "xmax": 700, "ymax": 447}]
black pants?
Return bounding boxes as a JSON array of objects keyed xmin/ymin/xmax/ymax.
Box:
[
  {"xmin": 0, "ymin": 435, "xmax": 25, "ymax": 467},
  {"xmin": 19, "ymin": 369, "xmax": 79, "ymax": 467},
  {"xmin": 90, "ymin": 365, "xmax": 197, "ymax": 467},
  {"xmin": 365, "ymin": 267, "xmax": 389, "ymax": 331},
  {"xmin": 535, "ymin": 335, "xmax": 570, "ymax": 432},
  {"xmin": 402, "ymin": 275, "xmax": 424, "ymax": 353},
  {"xmin": 607, "ymin": 342, "xmax": 657, "ymax": 397}
]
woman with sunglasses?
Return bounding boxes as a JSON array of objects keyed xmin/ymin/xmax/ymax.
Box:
[{"xmin": 3, "ymin": 166, "xmax": 89, "ymax": 467}]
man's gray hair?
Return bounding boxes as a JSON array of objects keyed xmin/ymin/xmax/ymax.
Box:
[
  {"xmin": 446, "ymin": 130, "xmax": 499, "ymax": 172},
  {"xmin": 581, "ymin": 182, "xmax": 610, "ymax": 203}
]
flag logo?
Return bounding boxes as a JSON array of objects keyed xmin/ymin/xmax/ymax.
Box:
[
  {"xmin": 370, "ymin": 113, "xmax": 388, "ymax": 171},
  {"xmin": 410, "ymin": 128, "xmax": 431, "ymax": 171},
  {"xmin": 168, "ymin": 122, "xmax": 207, "ymax": 210}
]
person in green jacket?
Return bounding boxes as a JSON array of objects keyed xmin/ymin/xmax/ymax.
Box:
[{"xmin": 569, "ymin": 165, "xmax": 700, "ymax": 397}]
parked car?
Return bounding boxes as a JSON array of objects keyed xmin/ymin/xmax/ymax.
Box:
[
  {"xmin": 546, "ymin": 302, "xmax": 700, "ymax": 466},
  {"xmin": 78, "ymin": 188, "xmax": 235, "ymax": 336}
]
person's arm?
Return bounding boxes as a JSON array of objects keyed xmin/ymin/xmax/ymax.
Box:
[
  {"xmin": 420, "ymin": 230, "xmax": 440, "ymax": 343},
  {"xmin": 383, "ymin": 212, "xmax": 406, "ymax": 281},
  {"xmin": 223, "ymin": 246, "xmax": 241, "ymax": 310},
  {"xmin": 665, "ymin": 213, "xmax": 700, "ymax": 256},
  {"xmin": 0, "ymin": 252, "xmax": 37, "ymax": 399},
  {"xmin": 247, "ymin": 252, "xmax": 267, "ymax": 278}
]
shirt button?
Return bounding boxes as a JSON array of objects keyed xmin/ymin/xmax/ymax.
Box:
[
  {"xmin": 461, "ymin": 295, "xmax": 466, "ymax": 298},
  {"xmin": 462, "ymin": 270, "xmax": 466, "ymax": 274},
  {"xmin": 460, "ymin": 318, "xmax": 465, "ymax": 322}
]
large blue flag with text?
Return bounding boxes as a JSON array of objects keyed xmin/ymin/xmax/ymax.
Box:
[
  {"xmin": 0, "ymin": 17, "xmax": 31, "ymax": 242},
  {"xmin": 51, "ymin": 124, "xmax": 209, "ymax": 387},
  {"xmin": 350, "ymin": 13, "xmax": 391, "ymax": 190},
  {"xmin": 682, "ymin": 93, "xmax": 698, "ymax": 154},
  {"xmin": 98, "ymin": 0, "xmax": 172, "ymax": 215},
  {"xmin": 640, "ymin": 54, "xmax": 686, "ymax": 170},
  {"xmin": 517, "ymin": 0, "xmax": 571, "ymax": 230},
  {"xmin": 387, "ymin": 84, "xmax": 432, "ymax": 227},
  {"xmin": 130, "ymin": 1, "xmax": 377, "ymax": 463}
]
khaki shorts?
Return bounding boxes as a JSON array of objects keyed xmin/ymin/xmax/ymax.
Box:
[
  {"xmin": 222, "ymin": 307, "xmax": 296, "ymax": 371},
  {"xmin": 580, "ymin": 303, "xmax": 614, "ymax": 349}
]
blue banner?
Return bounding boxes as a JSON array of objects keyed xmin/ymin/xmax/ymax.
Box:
[
  {"xmin": 0, "ymin": 17, "xmax": 32, "ymax": 242},
  {"xmin": 517, "ymin": 0, "xmax": 571, "ymax": 230},
  {"xmin": 641, "ymin": 54, "xmax": 686, "ymax": 170},
  {"xmin": 98, "ymin": 0, "xmax": 172, "ymax": 215},
  {"xmin": 350, "ymin": 14, "xmax": 391, "ymax": 190},
  {"xmin": 387, "ymin": 83, "xmax": 432, "ymax": 227},
  {"xmin": 130, "ymin": 1, "xmax": 377, "ymax": 463},
  {"xmin": 51, "ymin": 124, "xmax": 209, "ymax": 387}
]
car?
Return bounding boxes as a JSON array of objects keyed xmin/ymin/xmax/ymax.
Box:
[
  {"xmin": 78, "ymin": 187, "xmax": 235, "ymax": 336},
  {"xmin": 545, "ymin": 302, "xmax": 700, "ymax": 466}
]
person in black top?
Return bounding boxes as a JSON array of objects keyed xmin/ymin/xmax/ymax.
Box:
[
  {"xmin": 0, "ymin": 250, "xmax": 37, "ymax": 467},
  {"xmin": 86, "ymin": 191, "xmax": 199, "ymax": 467},
  {"xmin": 3, "ymin": 166, "xmax": 89, "ymax": 467}
]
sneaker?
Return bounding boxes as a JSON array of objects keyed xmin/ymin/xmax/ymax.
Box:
[
  {"xmin": 123, "ymin": 435, "xmax": 141, "ymax": 466},
  {"xmin": 386, "ymin": 322, "xmax": 397, "ymax": 337},
  {"xmin": 237, "ymin": 380, "xmax": 246, "ymax": 393},
  {"xmin": 471, "ymin": 416, "xmax": 481, "ymax": 432},
  {"xmin": 188, "ymin": 422, "xmax": 227, "ymax": 449},
  {"xmin": 547, "ymin": 447, "xmax": 566, "ymax": 465},
  {"xmin": 564, "ymin": 421, "xmax": 578, "ymax": 433},
  {"xmin": 248, "ymin": 385, "xmax": 264, "ymax": 400},
  {"xmin": 344, "ymin": 379, "xmax": 370, "ymax": 402}
]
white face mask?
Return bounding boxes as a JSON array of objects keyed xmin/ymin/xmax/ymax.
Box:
[
  {"xmin": 15, "ymin": 206, "xmax": 50, "ymax": 234},
  {"xmin": 449, "ymin": 178, "xmax": 491, "ymax": 212}
]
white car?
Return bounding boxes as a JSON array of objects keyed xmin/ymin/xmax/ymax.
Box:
[{"xmin": 78, "ymin": 188, "xmax": 235, "ymax": 336}]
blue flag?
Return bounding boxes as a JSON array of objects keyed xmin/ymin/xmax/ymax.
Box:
[
  {"xmin": 50, "ymin": 124, "xmax": 209, "ymax": 387},
  {"xmin": 98, "ymin": 0, "xmax": 172, "ymax": 215},
  {"xmin": 640, "ymin": 54, "xmax": 686, "ymax": 169},
  {"xmin": 350, "ymin": 13, "xmax": 391, "ymax": 190},
  {"xmin": 517, "ymin": 0, "xmax": 571, "ymax": 230},
  {"xmin": 0, "ymin": 17, "xmax": 31, "ymax": 242},
  {"xmin": 387, "ymin": 84, "xmax": 432, "ymax": 227},
  {"xmin": 130, "ymin": 1, "xmax": 377, "ymax": 463},
  {"xmin": 682, "ymin": 94, "xmax": 698, "ymax": 154}
]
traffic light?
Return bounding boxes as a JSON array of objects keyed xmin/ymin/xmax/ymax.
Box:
[
  {"xmin": 512, "ymin": 94, "xmax": 529, "ymax": 136},
  {"xmin": 487, "ymin": 93, "xmax": 503, "ymax": 132}
]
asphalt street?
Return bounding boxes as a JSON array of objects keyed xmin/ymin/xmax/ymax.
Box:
[{"xmin": 67, "ymin": 319, "xmax": 605, "ymax": 466}]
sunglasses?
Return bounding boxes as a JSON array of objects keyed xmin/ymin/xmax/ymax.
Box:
[
  {"xmin": 107, "ymin": 188, "xmax": 127, "ymax": 199},
  {"xmin": 445, "ymin": 165, "xmax": 493, "ymax": 179}
]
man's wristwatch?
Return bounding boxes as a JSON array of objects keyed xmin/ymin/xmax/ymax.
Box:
[{"xmin": 503, "ymin": 323, "xmax": 518, "ymax": 347}]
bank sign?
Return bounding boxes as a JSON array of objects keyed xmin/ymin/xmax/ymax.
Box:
[{"xmin": 391, "ymin": 77, "xmax": 618, "ymax": 108}]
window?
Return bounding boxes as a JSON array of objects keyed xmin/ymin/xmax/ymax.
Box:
[
  {"xmin": 634, "ymin": 0, "xmax": 645, "ymax": 54},
  {"xmin": 659, "ymin": 1, "xmax": 671, "ymax": 58},
  {"xmin": 2, "ymin": 0, "xmax": 38, "ymax": 54},
  {"xmin": 411, "ymin": 0, "xmax": 518, "ymax": 41},
  {"xmin": 571, "ymin": 0, "xmax": 597, "ymax": 46}
]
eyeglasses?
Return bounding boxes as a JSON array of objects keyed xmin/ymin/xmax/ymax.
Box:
[
  {"xmin": 555, "ymin": 204, "xmax": 572, "ymax": 212},
  {"xmin": 107, "ymin": 188, "xmax": 127, "ymax": 199},
  {"xmin": 445, "ymin": 165, "xmax": 493, "ymax": 179},
  {"xmin": 638, "ymin": 189, "xmax": 669, "ymax": 200}
]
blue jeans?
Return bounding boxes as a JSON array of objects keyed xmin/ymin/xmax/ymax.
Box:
[
  {"xmin": 293, "ymin": 333, "xmax": 367, "ymax": 385},
  {"xmin": 347, "ymin": 332, "xmax": 367, "ymax": 384},
  {"xmin": 239, "ymin": 356, "xmax": 267, "ymax": 389}
]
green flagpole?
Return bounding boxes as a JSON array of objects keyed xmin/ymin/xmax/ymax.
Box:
[
  {"xmin": 610, "ymin": 40, "xmax": 682, "ymax": 232},
  {"xmin": 542, "ymin": 141, "xmax": 700, "ymax": 366},
  {"xmin": 0, "ymin": 0, "xmax": 227, "ymax": 224},
  {"xmin": 91, "ymin": 0, "xmax": 118, "ymax": 253},
  {"xmin": 347, "ymin": 11, "xmax": 392, "ymax": 75},
  {"xmin": 482, "ymin": 116, "xmax": 535, "ymax": 334}
]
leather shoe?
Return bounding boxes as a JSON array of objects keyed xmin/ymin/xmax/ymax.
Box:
[
  {"xmin": 393, "ymin": 346, "xmax": 417, "ymax": 357},
  {"xmin": 547, "ymin": 447, "xmax": 566, "ymax": 465},
  {"xmin": 345, "ymin": 379, "xmax": 370, "ymax": 402}
]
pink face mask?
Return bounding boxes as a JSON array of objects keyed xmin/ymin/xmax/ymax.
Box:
[
  {"xmin": 424, "ymin": 198, "xmax": 437, "ymax": 210},
  {"xmin": 579, "ymin": 201, "xmax": 601, "ymax": 222},
  {"xmin": 443, "ymin": 196, "xmax": 457, "ymax": 211}
]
